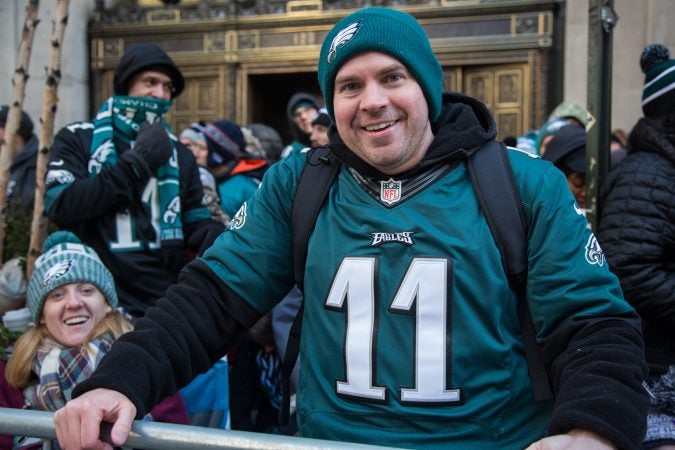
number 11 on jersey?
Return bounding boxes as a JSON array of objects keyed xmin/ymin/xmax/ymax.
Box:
[{"xmin": 325, "ymin": 257, "xmax": 462, "ymax": 405}]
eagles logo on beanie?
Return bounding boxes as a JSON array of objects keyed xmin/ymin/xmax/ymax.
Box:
[
  {"xmin": 318, "ymin": 7, "xmax": 443, "ymax": 122},
  {"xmin": 27, "ymin": 231, "xmax": 118, "ymax": 323},
  {"xmin": 641, "ymin": 43, "xmax": 675, "ymax": 118}
]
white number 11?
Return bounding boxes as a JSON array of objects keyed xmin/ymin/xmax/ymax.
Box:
[{"xmin": 325, "ymin": 257, "xmax": 462, "ymax": 404}]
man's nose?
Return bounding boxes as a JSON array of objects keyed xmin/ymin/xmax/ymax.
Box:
[
  {"xmin": 360, "ymin": 83, "xmax": 388, "ymax": 111},
  {"xmin": 150, "ymin": 85, "xmax": 169, "ymax": 99}
]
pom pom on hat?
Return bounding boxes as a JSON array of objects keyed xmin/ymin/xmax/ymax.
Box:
[
  {"xmin": 318, "ymin": 7, "xmax": 443, "ymax": 122},
  {"xmin": 27, "ymin": 231, "xmax": 118, "ymax": 323},
  {"xmin": 640, "ymin": 43, "xmax": 675, "ymax": 117}
]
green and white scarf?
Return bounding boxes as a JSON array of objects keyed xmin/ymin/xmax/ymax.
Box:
[{"xmin": 89, "ymin": 96, "xmax": 184, "ymax": 247}]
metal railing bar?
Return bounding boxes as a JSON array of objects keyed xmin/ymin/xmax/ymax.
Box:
[{"xmin": 0, "ymin": 407, "xmax": 402, "ymax": 449}]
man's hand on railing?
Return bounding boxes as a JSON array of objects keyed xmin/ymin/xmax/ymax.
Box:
[{"xmin": 53, "ymin": 388, "xmax": 137, "ymax": 450}]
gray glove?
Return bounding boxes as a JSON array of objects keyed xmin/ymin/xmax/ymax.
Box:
[{"xmin": 132, "ymin": 121, "xmax": 172, "ymax": 172}]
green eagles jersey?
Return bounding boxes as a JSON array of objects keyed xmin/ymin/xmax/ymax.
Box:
[{"xmin": 202, "ymin": 148, "xmax": 632, "ymax": 449}]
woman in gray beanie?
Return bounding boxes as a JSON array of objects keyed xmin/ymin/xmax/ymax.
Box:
[{"xmin": 5, "ymin": 231, "xmax": 188, "ymax": 446}]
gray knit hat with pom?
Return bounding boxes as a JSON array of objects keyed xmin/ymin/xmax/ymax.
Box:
[{"xmin": 27, "ymin": 231, "xmax": 118, "ymax": 322}]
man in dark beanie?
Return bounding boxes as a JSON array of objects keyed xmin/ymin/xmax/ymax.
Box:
[
  {"xmin": 542, "ymin": 124, "xmax": 588, "ymax": 210},
  {"xmin": 309, "ymin": 107, "xmax": 331, "ymax": 147},
  {"xmin": 0, "ymin": 105, "xmax": 40, "ymax": 260},
  {"xmin": 54, "ymin": 8, "xmax": 647, "ymax": 450},
  {"xmin": 44, "ymin": 43, "xmax": 224, "ymax": 317},
  {"xmin": 598, "ymin": 43, "xmax": 675, "ymax": 450},
  {"xmin": 280, "ymin": 92, "xmax": 319, "ymax": 158}
]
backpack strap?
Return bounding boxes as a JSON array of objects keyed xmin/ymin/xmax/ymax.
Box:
[
  {"xmin": 280, "ymin": 147, "xmax": 341, "ymax": 425},
  {"xmin": 468, "ymin": 140, "xmax": 553, "ymax": 401},
  {"xmin": 292, "ymin": 147, "xmax": 342, "ymax": 290}
]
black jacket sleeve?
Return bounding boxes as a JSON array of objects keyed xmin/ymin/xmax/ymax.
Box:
[
  {"xmin": 72, "ymin": 259, "xmax": 261, "ymax": 417},
  {"xmin": 45, "ymin": 125, "xmax": 152, "ymax": 226},
  {"xmin": 544, "ymin": 312, "xmax": 649, "ymax": 450}
]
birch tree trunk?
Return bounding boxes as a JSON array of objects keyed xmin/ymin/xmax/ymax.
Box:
[
  {"xmin": 27, "ymin": 0, "xmax": 70, "ymax": 278},
  {"xmin": 0, "ymin": 0, "xmax": 40, "ymax": 267}
]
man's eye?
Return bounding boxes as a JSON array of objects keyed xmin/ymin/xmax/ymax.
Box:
[{"xmin": 387, "ymin": 73, "xmax": 403, "ymax": 82}]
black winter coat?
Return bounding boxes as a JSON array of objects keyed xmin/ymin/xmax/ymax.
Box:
[{"xmin": 598, "ymin": 116, "xmax": 675, "ymax": 374}]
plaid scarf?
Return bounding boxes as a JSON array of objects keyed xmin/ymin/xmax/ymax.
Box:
[
  {"xmin": 89, "ymin": 96, "xmax": 184, "ymax": 247},
  {"xmin": 24, "ymin": 333, "xmax": 115, "ymax": 411}
]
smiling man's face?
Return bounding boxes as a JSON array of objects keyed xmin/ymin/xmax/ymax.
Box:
[{"xmin": 332, "ymin": 52, "xmax": 434, "ymax": 175}]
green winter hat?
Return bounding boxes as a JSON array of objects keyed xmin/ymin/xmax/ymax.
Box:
[
  {"xmin": 27, "ymin": 231, "xmax": 118, "ymax": 323},
  {"xmin": 640, "ymin": 43, "xmax": 675, "ymax": 117},
  {"xmin": 318, "ymin": 7, "xmax": 443, "ymax": 122}
]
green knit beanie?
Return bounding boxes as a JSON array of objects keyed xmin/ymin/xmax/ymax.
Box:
[
  {"xmin": 640, "ymin": 43, "xmax": 675, "ymax": 117},
  {"xmin": 27, "ymin": 231, "xmax": 118, "ymax": 323},
  {"xmin": 318, "ymin": 7, "xmax": 443, "ymax": 122}
]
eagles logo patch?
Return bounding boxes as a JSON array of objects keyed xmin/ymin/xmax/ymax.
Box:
[
  {"xmin": 327, "ymin": 21, "xmax": 360, "ymax": 63},
  {"xmin": 584, "ymin": 234, "xmax": 605, "ymax": 267},
  {"xmin": 43, "ymin": 260, "xmax": 74, "ymax": 287},
  {"xmin": 230, "ymin": 202, "xmax": 247, "ymax": 230}
]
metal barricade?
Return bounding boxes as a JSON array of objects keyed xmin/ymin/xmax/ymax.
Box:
[{"xmin": 0, "ymin": 407, "xmax": 401, "ymax": 449}]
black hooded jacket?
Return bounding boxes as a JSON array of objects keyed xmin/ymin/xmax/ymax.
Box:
[{"xmin": 598, "ymin": 115, "xmax": 675, "ymax": 374}]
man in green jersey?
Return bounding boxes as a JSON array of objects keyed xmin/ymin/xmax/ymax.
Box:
[{"xmin": 54, "ymin": 8, "xmax": 647, "ymax": 450}]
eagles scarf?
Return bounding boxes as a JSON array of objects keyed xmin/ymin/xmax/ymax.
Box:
[
  {"xmin": 24, "ymin": 333, "xmax": 115, "ymax": 411},
  {"xmin": 89, "ymin": 96, "xmax": 184, "ymax": 247}
]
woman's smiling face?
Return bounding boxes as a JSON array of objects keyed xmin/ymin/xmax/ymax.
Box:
[{"xmin": 40, "ymin": 283, "xmax": 111, "ymax": 347}]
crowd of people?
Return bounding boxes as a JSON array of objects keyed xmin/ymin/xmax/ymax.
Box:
[{"xmin": 0, "ymin": 5, "xmax": 672, "ymax": 450}]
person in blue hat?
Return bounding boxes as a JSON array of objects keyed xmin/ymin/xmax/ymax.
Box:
[{"xmin": 53, "ymin": 8, "xmax": 646, "ymax": 450}]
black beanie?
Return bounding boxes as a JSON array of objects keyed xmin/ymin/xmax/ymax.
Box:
[
  {"xmin": 113, "ymin": 43, "xmax": 185, "ymax": 98},
  {"xmin": 0, "ymin": 105, "xmax": 34, "ymax": 140},
  {"xmin": 542, "ymin": 125, "xmax": 587, "ymax": 175},
  {"xmin": 311, "ymin": 107, "xmax": 332, "ymax": 127}
]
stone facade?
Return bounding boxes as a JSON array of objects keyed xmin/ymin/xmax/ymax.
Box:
[{"xmin": 1, "ymin": 0, "xmax": 674, "ymax": 136}]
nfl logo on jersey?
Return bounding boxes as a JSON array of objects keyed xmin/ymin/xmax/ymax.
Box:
[{"xmin": 380, "ymin": 178, "xmax": 401, "ymax": 205}]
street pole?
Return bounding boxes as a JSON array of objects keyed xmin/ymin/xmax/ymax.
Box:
[{"xmin": 586, "ymin": 0, "xmax": 617, "ymax": 232}]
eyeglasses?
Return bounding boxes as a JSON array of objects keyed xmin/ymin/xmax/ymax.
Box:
[{"xmin": 139, "ymin": 75, "xmax": 176, "ymax": 95}]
